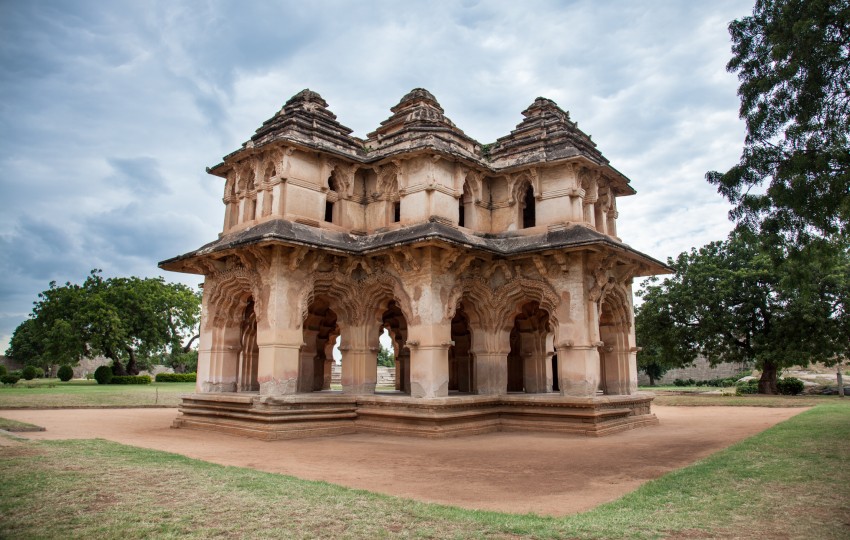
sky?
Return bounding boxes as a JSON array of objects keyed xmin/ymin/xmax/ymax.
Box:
[{"xmin": 0, "ymin": 0, "xmax": 753, "ymax": 351}]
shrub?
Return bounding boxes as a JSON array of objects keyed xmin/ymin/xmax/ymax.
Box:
[
  {"xmin": 155, "ymin": 372, "xmax": 196, "ymax": 383},
  {"xmin": 94, "ymin": 365, "xmax": 113, "ymax": 385},
  {"xmin": 777, "ymin": 377, "xmax": 804, "ymax": 396},
  {"xmin": 21, "ymin": 365, "xmax": 39, "ymax": 380},
  {"xmin": 0, "ymin": 365, "xmax": 6, "ymax": 378},
  {"xmin": 110, "ymin": 375, "xmax": 152, "ymax": 385},
  {"xmin": 1, "ymin": 375, "xmax": 20, "ymax": 385},
  {"xmin": 57, "ymin": 365, "xmax": 74, "ymax": 382},
  {"xmin": 736, "ymin": 380, "xmax": 759, "ymax": 395}
]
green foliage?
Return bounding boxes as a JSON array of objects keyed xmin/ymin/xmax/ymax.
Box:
[
  {"xmin": 637, "ymin": 230, "xmax": 848, "ymax": 394},
  {"xmin": 109, "ymin": 375, "xmax": 152, "ymax": 385},
  {"xmin": 57, "ymin": 365, "xmax": 74, "ymax": 382},
  {"xmin": 777, "ymin": 377, "xmax": 805, "ymax": 395},
  {"xmin": 737, "ymin": 380, "xmax": 759, "ymax": 395},
  {"xmin": 0, "ymin": 365, "xmax": 6, "ymax": 378},
  {"xmin": 155, "ymin": 373, "xmax": 196, "ymax": 383},
  {"xmin": 4, "ymin": 270, "xmax": 201, "ymax": 375},
  {"xmin": 376, "ymin": 345, "xmax": 395, "ymax": 368},
  {"xmin": 21, "ymin": 366, "xmax": 38, "ymax": 380},
  {"xmin": 163, "ymin": 350, "xmax": 198, "ymax": 374},
  {"xmin": 93, "ymin": 366, "xmax": 113, "ymax": 385},
  {"xmin": 0, "ymin": 375, "xmax": 20, "ymax": 386},
  {"xmin": 707, "ymin": 0, "xmax": 850, "ymax": 242}
]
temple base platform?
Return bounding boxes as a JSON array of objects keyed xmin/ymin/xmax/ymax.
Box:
[{"xmin": 172, "ymin": 392, "xmax": 658, "ymax": 440}]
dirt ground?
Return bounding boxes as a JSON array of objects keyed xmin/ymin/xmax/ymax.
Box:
[{"xmin": 0, "ymin": 406, "xmax": 805, "ymax": 516}]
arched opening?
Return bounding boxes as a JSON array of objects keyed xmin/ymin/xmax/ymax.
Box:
[
  {"xmin": 598, "ymin": 297, "xmax": 630, "ymax": 395},
  {"xmin": 381, "ymin": 300, "xmax": 409, "ymax": 393},
  {"xmin": 507, "ymin": 301, "xmax": 551, "ymax": 393},
  {"xmin": 325, "ymin": 171, "xmax": 338, "ymax": 224},
  {"xmin": 458, "ymin": 181, "xmax": 473, "ymax": 228},
  {"xmin": 301, "ymin": 297, "xmax": 339, "ymax": 392},
  {"xmin": 521, "ymin": 184, "xmax": 535, "ymax": 229},
  {"xmin": 449, "ymin": 304, "xmax": 473, "ymax": 393},
  {"xmin": 237, "ymin": 298, "xmax": 259, "ymax": 392}
]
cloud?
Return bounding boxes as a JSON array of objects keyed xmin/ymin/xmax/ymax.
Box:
[{"xmin": 0, "ymin": 0, "xmax": 754, "ymax": 350}]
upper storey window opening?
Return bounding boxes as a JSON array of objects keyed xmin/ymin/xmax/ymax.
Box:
[
  {"xmin": 522, "ymin": 185, "xmax": 535, "ymax": 229},
  {"xmin": 393, "ymin": 201, "xmax": 401, "ymax": 223},
  {"xmin": 458, "ymin": 201, "xmax": 465, "ymax": 227},
  {"xmin": 325, "ymin": 171, "xmax": 338, "ymax": 224}
]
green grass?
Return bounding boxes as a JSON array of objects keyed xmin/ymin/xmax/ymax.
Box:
[
  {"xmin": 1, "ymin": 403, "xmax": 848, "ymax": 539},
  {"xmin": 0, "ymin": 417, "xmax": 45, "ymax": 432},
  {"xmin": 0, "ymin": 380, "xmax": 195, "ymax": 408}
]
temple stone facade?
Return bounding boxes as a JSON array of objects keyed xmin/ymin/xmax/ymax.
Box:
[{"xmin": 160, "ymin": 88, "xmax": 669, "ymax": 439}]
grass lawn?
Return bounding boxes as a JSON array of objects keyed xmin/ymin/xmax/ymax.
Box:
[
  {"xmin": 0, "ymin": 379, "xmax": 195, "ymax": 408},
  {"xmin": 1, "ymin": 403, "xmax": 848, "ymax": 539}
]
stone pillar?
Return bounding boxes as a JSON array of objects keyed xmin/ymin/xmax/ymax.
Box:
[
  {"xmin": 202, "ymin": 325, "xmax": 241, "ymax": 393},
  {"xmin": 520, "ymin": 331, "xmax": 549, "ymax": 393},
  {"xmin": 339, "ymin": 324, "xmax": 379, "ymax": 394},
  {"xmin": 407, "ymin": 322, "xmax": 451, "ymax": 398},
  {"xmin": 256, "ymin": 337, "xmax": 301, "ymax": 395},
  {"xmin": 556, "ymin": 344, "xmax": 600, "ymax": 397},
  {"xmin": 273, "ymin": 182, "xmax": 285, "ymax": 216},
  {"xmin": 255, "ymin": 257, "xmax": 311, "ymax": 396},
  {"xmin": 298, "ymin": 329, "xmax": 319, "ymax": 393},
  {"xmin": 238, "ymin": 198, "xmax": 247, "ymax": 224},
  {"xmin": 322, "ymin": 336, "xmax": 336, "ymax": 390},
  {"xmin": 256, "ymin": 190, "xmax": 266, "ymax": 218},
  {"xmin": 470, "ymin": 327, "xmax": 510, "ymax": 396}
]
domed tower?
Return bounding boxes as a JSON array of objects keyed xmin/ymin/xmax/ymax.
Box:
[{"xmin": 160, "ymin": 89, "xmax": 669, "ymax": 439}]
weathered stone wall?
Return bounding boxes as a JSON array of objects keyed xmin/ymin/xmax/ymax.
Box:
[
  {"xmin": 332, "ymin": 364, "xmax": 396, "ymax": 387},
  {"xmin": 638, "ymin": 357, "xmax": 750, "ymax": 386}
]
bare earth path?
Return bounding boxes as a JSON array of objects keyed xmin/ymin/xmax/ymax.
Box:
[{"xmin": 0, "ymin": 406, "xmax": 804, "ymax": 516}]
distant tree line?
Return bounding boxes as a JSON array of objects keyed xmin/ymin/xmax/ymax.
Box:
[{"xmin": 5, "ymin": 270, "xmax": 201, "ymax": 376}]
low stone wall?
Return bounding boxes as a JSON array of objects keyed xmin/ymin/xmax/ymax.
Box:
[
  {"xmin": 331, "ymin": 364, "xmax": 396, "ymax": 386},
  {"xmin": 639, "ymin": 357, "xmax": 750, "ymax": 385}
]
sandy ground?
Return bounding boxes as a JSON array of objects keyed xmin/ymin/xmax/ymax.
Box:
[{"xmin": 0, "ymin": 406, "xmax": 804, "ymax": 516}]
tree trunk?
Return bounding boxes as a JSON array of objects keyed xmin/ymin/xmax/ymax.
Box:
[
  {"xmin": 758, "ymin": 361, "xmax": 779, "ymax": 394},
  {"xmin": 838, "ymin": 366, "xmax": 845, "ymax": 398},
  {"xmin": 125, "ymin": 347, "xmax": 140, "ymax": 375},
  {"xmin": 648, "ymin": 373, "xmax": 656, "ymax": 386},
  {"xmin": 111, "ymin": 358, "xmax": 127, "ymax": 376}
]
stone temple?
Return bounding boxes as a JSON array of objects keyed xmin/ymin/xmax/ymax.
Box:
[{"xmin": 160, "ymin": 88, "xmax": 669, "ymax": 439}]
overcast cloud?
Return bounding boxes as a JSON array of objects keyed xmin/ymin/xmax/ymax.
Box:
[{"xmin": 0, "ymin": 0, "xmax": 752, "ymax": 350}]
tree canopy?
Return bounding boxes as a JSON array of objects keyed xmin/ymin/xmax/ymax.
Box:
[
  {"xmin": 636, "ymin": 231, "xmax": 849, "ymax": 393},
  {"xmin": 6, "ymin": 271, "xmax": 201, "ymax": 375},
  {"xmin": 706, "ymin": 0, "xmax": 850, "ymax": 242}
]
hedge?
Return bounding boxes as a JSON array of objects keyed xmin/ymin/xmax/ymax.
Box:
[
  {"xmin": 57, "ymin": 365, "xmax": 74, "ymax": 382},
  {"xmin": 110, "ymin": 375, "xmax": 152, "ymax": 385},
  {"xmin": 94, "ymin": 365, "xmax": 113, "ymax": 385},
  {"xmin": 155, "ymin": 373, "xmax": 196, "ymax": 383}
]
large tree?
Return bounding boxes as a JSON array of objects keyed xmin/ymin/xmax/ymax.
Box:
[
  {"xmin": 6, "ymin": 271, "xmax": 201, "ymax": 375},
  {"xmin": 637, "ymin": 231, "xmax": 848, "ymax": 394},
  {"xmin": 707, "ymin": 0, "xmax": 850, "ymax": 242}
]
